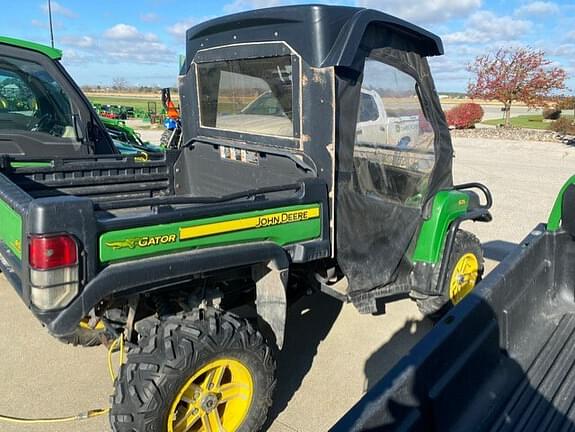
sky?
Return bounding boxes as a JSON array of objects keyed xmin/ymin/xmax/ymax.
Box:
[{"xmin": 4, "ymin": 0, "xmax": 575, "ymax": 92}]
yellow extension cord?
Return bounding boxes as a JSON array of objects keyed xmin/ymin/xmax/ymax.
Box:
[{"xmin": 0, "ymin": 334, "xmax": 124, "ymax": 425}]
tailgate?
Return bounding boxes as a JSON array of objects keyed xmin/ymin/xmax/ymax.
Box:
[{"xmin": 0, "ymin": 195, "xmax": 23, "ymax": 258}]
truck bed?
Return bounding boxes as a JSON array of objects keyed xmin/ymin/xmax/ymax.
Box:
[
  {"xmin": 332, "ymin": 226, "xmax": 575, "ymax": 432},
  {"xmin": 490, "ymin": 313, "xmax": 575, "ymax": 431},
  {"xmin": 2, "ymin": 153, "xmax": 174, "ymax": 208}
]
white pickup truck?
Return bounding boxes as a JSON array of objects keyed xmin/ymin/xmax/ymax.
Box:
[{"xmin": 356, "ymin": 89, "xmax": 420, "ymax": 149}]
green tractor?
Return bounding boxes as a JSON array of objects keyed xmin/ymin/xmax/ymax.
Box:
[
  {"xmin": 0, "ymin": 5, "xmax": 491, "ymax": 431},
  {"xmin": 100, "ymin": 116, "xmax": 165, "ymax": 156}
]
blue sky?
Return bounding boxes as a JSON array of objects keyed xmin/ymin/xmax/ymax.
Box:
[{"xmin": 4, "ymin": 0, "xmax": 575, "ymax": 92}]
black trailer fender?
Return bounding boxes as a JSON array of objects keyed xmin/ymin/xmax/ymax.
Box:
[{"xmin": 44, "ymin": 242, "xmax": 290, "ymax": 346}]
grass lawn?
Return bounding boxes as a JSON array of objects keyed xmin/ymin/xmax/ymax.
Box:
[
  {"xmin": 483, "ymin": 114, "xmax": 574, "ymax": 130},
  {"xmin": 87, "ymin": 95, "xmax": 162, "ymax": 113}
]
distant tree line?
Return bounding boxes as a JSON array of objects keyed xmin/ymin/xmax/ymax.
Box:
[{"xmin": 81, "ymin": 77, "xmax": 178, "ymax": 94}]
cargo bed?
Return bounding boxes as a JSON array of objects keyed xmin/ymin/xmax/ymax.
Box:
[
  {"xmin": 0, "ymin": 152, "xmax": 330, "ymax": 337},
  {"xmin": 332, "ymin": 223, "xmax": 575, "ymax": 431}
]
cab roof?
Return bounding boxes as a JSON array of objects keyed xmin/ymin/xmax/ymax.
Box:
[
  {"xmin": 185, "ymin": 5, "xmax": 443, "ymax": 71},
  {"xmin": 0, "ymin": 36, "xmax": 62, "ymax": 60}
]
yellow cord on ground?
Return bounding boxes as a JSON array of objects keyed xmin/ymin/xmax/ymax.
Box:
[
  {"xmin": 0, "ymin": 408, "xmax": 110, "ymax": 424},
  {"xmin": 0, "ymin": 334, "xmax": 124, "ymax": 425}
]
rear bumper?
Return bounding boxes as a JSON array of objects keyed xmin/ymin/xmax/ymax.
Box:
[{"xmin": 43, "ymin": 241, "xmax": 296, "ymax": 337}]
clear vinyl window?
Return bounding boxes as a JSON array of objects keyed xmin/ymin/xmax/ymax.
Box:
[
  {"xmin": 353, "ymin": 57, "xmax": 435, "ymax": 206},
  {"xmin": 0, "ymin": 55, "xmax": 76, "ymax": 139},
  {"xmin": 197, "ymin": 56, "xmax": 294, "ymax": 138}
]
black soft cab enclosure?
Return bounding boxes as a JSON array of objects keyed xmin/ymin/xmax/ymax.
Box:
[{"xmin": 332, "ymin": 179, "xmax": 575, "ymax": 431}]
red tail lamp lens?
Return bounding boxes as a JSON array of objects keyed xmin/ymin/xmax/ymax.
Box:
[{"xmin": 29, "ymin": 235, "xmax": 78, "ymax": 270}]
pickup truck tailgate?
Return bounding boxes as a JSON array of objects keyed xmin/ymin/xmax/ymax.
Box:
[{"xmin": 332, "ymin": 226, "xmax": 575, "ymax": 432}]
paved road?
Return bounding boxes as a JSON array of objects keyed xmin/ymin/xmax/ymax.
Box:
[{"xmin": 0, "ymin": 135, "xmax": 573, "ymax": 432}]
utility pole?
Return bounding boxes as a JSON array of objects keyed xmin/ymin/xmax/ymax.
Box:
[{"xmin": 48, "ymin": 0, "xmax": 55, "ymax": 48}]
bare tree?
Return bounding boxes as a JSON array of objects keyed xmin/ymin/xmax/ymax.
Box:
[{"xmin": 112, "ymin": 77, "xmax": 129, "ymax": 91}]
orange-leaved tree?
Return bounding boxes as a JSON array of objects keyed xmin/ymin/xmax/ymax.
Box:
[{"xmin": 467, "ymin": 48, "xmax": 566, "ymax": 128}]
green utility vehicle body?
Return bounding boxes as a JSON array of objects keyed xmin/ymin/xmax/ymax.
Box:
[
  {"xmin": 99, "ymin": 116, "xmax": 164, "ymax": 156},
  {"xmin": 0, "ymin": 6, "xmax": 491, "ymax": 342}
]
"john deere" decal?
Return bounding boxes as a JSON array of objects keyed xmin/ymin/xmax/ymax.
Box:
[{"xmin": 179, "ymin": 207, "xmax": 320, "ymax": 240}]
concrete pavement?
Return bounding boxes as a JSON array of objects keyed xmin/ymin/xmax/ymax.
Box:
[{"xmin": 0, "ymin": 135, "xmax": 573, "ymax": 431}]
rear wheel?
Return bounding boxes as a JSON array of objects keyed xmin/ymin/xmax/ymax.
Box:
[
  {"xmin": 110, "ymin": 311, "xmax": 276, "ymax": 432},
  {"xmin": 160, "ymin": 128, "xmax": 180, "ymax": 149},
  {"xmin": 416, "ymin": 230, "xmax": 483, "ymax": 317},
  {"xmin": 57, "ymin": 319, "xmax": 106, "ymax": 347}
]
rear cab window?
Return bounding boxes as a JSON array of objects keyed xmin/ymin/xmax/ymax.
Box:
[{"xmin": 196, "ymin": 55, "xmax": 296, "ymax": 139}]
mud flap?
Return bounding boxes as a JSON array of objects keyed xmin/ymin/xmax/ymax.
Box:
[{"xmin": 252, "ymin": 261, "xmax": 288, "ymax": 349}]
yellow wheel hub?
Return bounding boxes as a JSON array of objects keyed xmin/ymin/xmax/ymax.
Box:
[
  {"xmin": 449, "ymin": 253, "xmax": 479, "ymax": 305},
  {"xmin": 78, "ymin": 318, "xmax": 105, "ymax": 331},
  {"xmin": 167, "ymin": 358, "xmax": 254, "ymax": 432}
]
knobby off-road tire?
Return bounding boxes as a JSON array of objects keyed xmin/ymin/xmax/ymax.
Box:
[
  {"xmin": 110, "ymin": 311, "xmax": 276, "ymax": 432},
  {"xmin": 57, "ymin": 320, "xmax": 106, "ymax": 347},
  {"xmin": 416, "ymin": 230, "xmax": 484, "ymax": 318},
  {"xmin": 160, "ymin": 128, "xmax": 180, "ymax": 149},
  {"xmin": 57, "ymin": 327, "xmax": 103, "ymax": 347}
]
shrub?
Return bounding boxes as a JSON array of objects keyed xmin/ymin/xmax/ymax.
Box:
[
  {"xmin": 543, "ymin": 107, "xmax": 562, "ymax": 120},
  {"xmin": 551, "ymin": 117, "xmax": 575, "ymax": 135},
  {"xmin": 446, "ymin": 103, "xmax": 484, "ymax": 129}
]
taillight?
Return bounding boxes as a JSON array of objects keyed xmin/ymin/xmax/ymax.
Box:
[
  {"xmin": 29, "ymin": 234, "xmax": 80, "ymax": 310},
  {"xmin": 29, "ymin": 235, "xmax": 78, "ymax": 270}
]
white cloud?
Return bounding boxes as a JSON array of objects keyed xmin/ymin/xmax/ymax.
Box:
[
  {"xmin": 104, "ymin": 40, "xmax": 174, "ymax": 64},
  {"xmin": 103, "ymin": 24, "xmax": 158, "ymax": 42},
  {"xmin": 60, "ymin": 35, "xmax": 94, "ymax": 48},
  {"xmin": 515, "ymin": 1, "xmax": 559, "ymax": 16},
  {"xmin": 60, "ymin": 26, "xmax": 175, "ymax": 65},
  {"xmin": 167, "ymin": 19, "xmax": 196, "ymax": 38},
  {"xmin": 356, "ymin": 0, "xmax": 481, "ymax": 24},
  {"xmin": 224, "ymin": 0, "xmax": 285, "ymax": 14},
  {"xmin": 41, "ymin": 1, "xmax": 77, "ymax": 18},
  {"xmin": 31, "ymin": 18, "xmax": 64, "ymax": 30},
  {"xmin": 443, "ymin": 11, "xmax": 531, "ymax": 44},
  {"xmin": 140, "ymin": 12, "xmax": 159, "ymax": 23},
  {"xmin": 546, "ymin": 43, "xmax": 575, "ymax": 57}
]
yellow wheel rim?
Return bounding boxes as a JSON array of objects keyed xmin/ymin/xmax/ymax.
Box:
[
  {"xmin": 167, "ymin": 358, "xmax": 254, "ymax": 432},
  {"xmin": 78, "ymin": 318, "xmax": 105, "ymax": 331},
  {"xmin": 449, "ymin": 253, "xmax": 479, "ymax": 305}
]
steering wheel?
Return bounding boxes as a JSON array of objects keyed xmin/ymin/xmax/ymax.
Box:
[{"xmin": 30, "ymin": 113, "xmax": 54, "ymax": 133}]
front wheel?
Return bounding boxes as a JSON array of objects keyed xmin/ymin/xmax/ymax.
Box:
[
  {"xmin": 110, "ymin": 311, "xmax": 276, "ymax": 432},
  {"xmin": 416, "ymin": 230, "xmax": 483, "ymax": 317}
]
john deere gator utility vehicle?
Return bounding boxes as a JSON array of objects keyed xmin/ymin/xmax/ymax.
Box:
[{"xmin": 0, "ymin": 6, "xmax": 491, "ymax": 431}]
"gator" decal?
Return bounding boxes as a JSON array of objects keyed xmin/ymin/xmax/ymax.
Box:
[{"xmin": 106, "ymin": 235, "xmax": 177, "ymax": 250}]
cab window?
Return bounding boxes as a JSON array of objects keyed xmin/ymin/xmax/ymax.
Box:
[
  {"xmin": 0, "ymin": 55, "xmax": 76, "ymax": 139},
  {"xmin": 197, "ymin": 56, "xmax": 294, "ymax": 138},
  {"xmin": 353, "ymin": 56, "xmax": 435, "ymax": 206}
]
